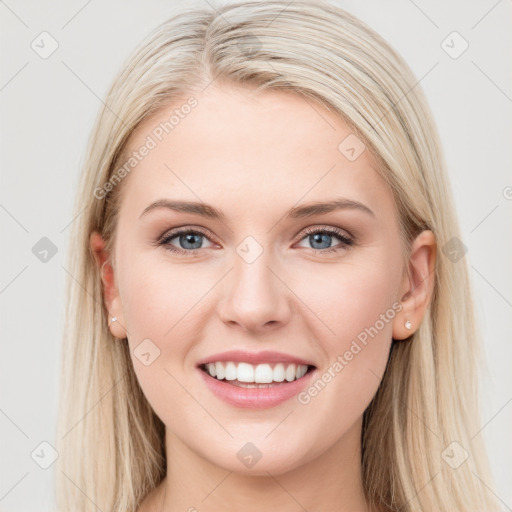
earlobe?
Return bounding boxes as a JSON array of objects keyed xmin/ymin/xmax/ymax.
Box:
[
  {"xmin": 105, "ymin": 294, "xmax": 127, "ymax": 339},
  {"xmin": 89, "ymin": 231, "xmax": 127, "ymax": 339},
  {"xmin": 393, "ymin": 230, "xmax": 436, "ymax": 340}
]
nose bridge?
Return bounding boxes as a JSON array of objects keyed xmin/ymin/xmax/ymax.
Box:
[
  {"xmin": 234, "ymin": 248, "xmax": 275, "ymax": 300},
  {"xmin": 218, "ymin": 236, "xmax": 291, "ymax": 331}
]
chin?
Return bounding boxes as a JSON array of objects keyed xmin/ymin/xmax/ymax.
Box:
[
  {"xmin": 197, "ymin": 439, "xmax": 311, "ymax": 476},
  {"xmin": 221, "ymin": 455, "xmax": 304, "ymax": 476}
]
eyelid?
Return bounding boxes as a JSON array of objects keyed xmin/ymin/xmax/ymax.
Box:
[
  {"xmin": 157, "ymin": 225, "xmax": 217, "ymax": 244},
  {"xmin": 297, "ymin": 225, "xmax": 353, "ymax": 242}
]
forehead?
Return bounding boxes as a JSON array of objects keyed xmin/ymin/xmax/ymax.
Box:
[{"xmin": 117, "ymin": 83, "xmax": 396, "ymax": 221}]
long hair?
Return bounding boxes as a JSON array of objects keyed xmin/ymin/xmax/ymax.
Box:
[{"xmin": 55, "ymin": 1, "xmax": 499, "ymax": 510}]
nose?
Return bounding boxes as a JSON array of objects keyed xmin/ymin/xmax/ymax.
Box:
[{"xmin": 217, "ymin": 249, "xmax": 292, "ymax": 334}]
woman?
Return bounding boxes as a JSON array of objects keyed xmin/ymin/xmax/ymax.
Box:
[{"xmin": 55, "ymin": 1, "xmax": 500, "ymax": 510}]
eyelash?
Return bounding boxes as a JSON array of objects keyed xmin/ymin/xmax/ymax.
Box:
[{"xmin": 156, "ymin": 226, "xmax": 354, "ymax": 257}]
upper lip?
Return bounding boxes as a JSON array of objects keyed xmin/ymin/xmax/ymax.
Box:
[{"xmin": 196, "ymin": 350, "xmax": 316, "ymax": 367}]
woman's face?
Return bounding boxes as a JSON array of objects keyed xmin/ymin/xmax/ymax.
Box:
[{"xmin": 99, "ymin": 83, "xmax": 413, "ymax": 475}]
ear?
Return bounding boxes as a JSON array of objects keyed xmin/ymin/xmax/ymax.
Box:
[
  {"xmin": 393, "ymin": 230, "xmax": 436, "ymax": 340},
  {"xmin": 89, "ymin": 231, "xmax": 127, "ymax": 339}
]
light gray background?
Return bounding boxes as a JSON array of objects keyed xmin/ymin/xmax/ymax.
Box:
[{"xmin": 1, "ymin": 1, "xmax": 511, "ymax": 510}]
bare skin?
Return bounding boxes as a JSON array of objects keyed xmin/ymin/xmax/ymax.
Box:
[{"xmin": 91, "ymin": 82, "xmax": 436, "ymax": 512}]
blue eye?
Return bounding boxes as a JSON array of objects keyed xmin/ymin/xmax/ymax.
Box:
[
  {"xmin": 156, "ymin": 226, "xmax": 354, "ymax": 256},
  {"xmin": 157, "ymin": 229, "xmax": 214, "ymax": 255},
  {"xmin": 297, "ymin": 227, "xmax": 354, "ymax": 254}
]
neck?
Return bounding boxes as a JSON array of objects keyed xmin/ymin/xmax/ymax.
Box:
[{"xmin": 150, "ymin": 417, "xmax": 372, "ymax": 512}]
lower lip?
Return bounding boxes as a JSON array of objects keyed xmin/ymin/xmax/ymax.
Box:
[{"xmin": 197, "ymin": 367, "xmax": 317, "ymax": 408}]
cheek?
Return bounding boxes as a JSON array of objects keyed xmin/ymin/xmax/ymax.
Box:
[
  {"xmin": 115, "ymin": 250, "xmax": 217, "ymax": 396},
  {"xmin": 116, "ymin": 256, "xmax": 204, "ymax": 424},
  {"xmin": 294, "ymin": 251, "xmax": 401, "ymax": 347},
  {"xmin": 118, "ymin": 249, "xmax": 209, "ymax": 339},
  {"xmin": 292, "ymin": 251, "xmax": 401, "ymax": 405}
]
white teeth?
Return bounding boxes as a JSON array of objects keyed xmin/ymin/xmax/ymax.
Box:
[
  {"xmin": 215, "ymin": 362, "xmax": 225, "ymax": 380},
  {"xmin": 296, "ymin": 365, "xmax": 307, "ymax": 379},
  {"xmin": 254, "ymin": 364, "xmax": 273, "ymax": 383},
  {"xmin": 285, "ymin": 364, "xmax": 296, "ymax": 382},
  {"xmin": 237, "ymin": 362, "xmax": 254, "ymax": 383},
  {"xmin": 203, "ymin": 361, "xmax": 309, "ymax": 383},
  {"xmin": 273, "ymin": 363, "xmax": 285, "ymax": 382},
  {"xmin": 225, "ymin": 362, "xmax": 237, "ymax": 381},
  {"xmin": 207, "ymin": 363, "xmax": 216, "ymax": 377}
]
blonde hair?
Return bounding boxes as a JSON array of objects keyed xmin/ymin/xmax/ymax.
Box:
[{"xmin": 55, "ymin": 1, "xmax": 499, "ymax": 510}]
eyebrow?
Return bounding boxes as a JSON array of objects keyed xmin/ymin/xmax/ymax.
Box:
[{"xmin": 139, "ymin": 197, "xmax": 375, "ymax": 220}]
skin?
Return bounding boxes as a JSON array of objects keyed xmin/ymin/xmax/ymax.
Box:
[{"xmin": 90, "ymin": 82, "xmax": 436, "ymax": 512}]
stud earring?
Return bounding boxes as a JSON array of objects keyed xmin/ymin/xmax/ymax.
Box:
[
  {"xmin": 108, "ymin": 316, "xmax": 117, "ymax": 326},
  {"xmin": 404, "ymin": 320, "xmax": 412, "ymax": 330}
]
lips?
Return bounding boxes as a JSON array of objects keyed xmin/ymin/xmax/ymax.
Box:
[{"xmin": 196, "ymin": 349, "xmax": 317, "ymax": 408}]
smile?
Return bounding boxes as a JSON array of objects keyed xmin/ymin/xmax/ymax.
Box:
[
  {"xmin": 200, "ymin": 361, "xmax": 311, "ymax": 386},
  {"xmin": 197, "ymin": 362, "xmax": 317, "ymax": 408}
]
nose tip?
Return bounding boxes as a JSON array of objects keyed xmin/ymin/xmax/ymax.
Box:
[{"xmin": 217, "ymin": 256, "xmax": 292, "ymax": 333}]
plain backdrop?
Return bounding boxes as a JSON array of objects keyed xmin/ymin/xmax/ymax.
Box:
[{"xmin": 1, "ymin": 0, "xmax": 511, "ymax": 510}]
